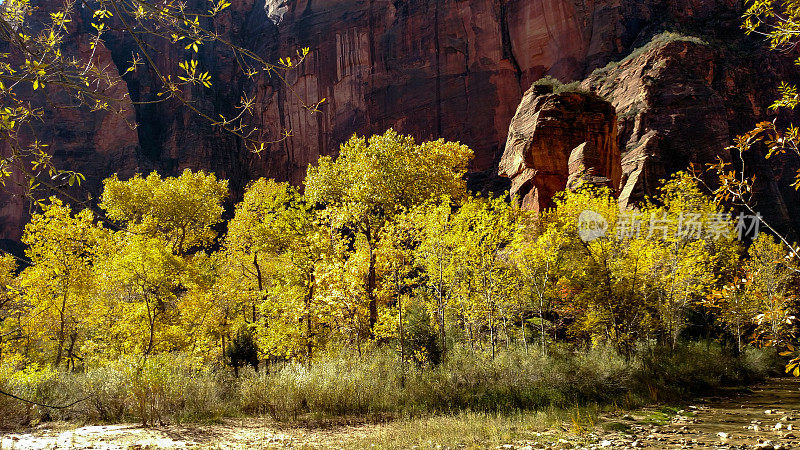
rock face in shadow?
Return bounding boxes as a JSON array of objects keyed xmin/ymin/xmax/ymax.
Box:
[
  {"xmin": 582, "ymin": 36, "xmax": 800, "ymax": 237},
  {"xmin": 499, "ymin": 88, "xmax": 621, "ymax": 211},
  {"xmin": 0, "ymin": 6, "xmax": 140, "ymax": 241}
]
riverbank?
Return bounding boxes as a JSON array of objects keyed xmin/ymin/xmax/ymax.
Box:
[{"xmin": 3, "ymin": 377, "xmax": 798, "ymax": 449}]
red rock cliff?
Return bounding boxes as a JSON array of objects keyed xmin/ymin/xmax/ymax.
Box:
[
  {"xmin": 499, "ymin": 87, "xmax": 621, "ymax": 211},
  {"xmin": 1, "ymin": 0, "xmax": 791, "ymax": 241}
]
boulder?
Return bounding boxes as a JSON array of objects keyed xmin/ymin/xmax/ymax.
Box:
[{"xmin": 499, "ymin": 89, "xmax": 621, "ymax": 211}]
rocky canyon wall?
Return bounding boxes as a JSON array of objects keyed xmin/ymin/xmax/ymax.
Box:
[
  {"xmin": 499, "ymin": 88, "xmax": 621, "ymax": 211},
  {"xmin": 1, "ymin": 0, "xmax": 795, "ymax": 241},
  {"xmin": 497, "ymin": 33, "xmax": 800, "ymax": 237}
]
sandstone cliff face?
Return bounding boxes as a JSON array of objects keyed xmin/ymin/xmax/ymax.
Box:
[
  {"xmin": 0, "ymin": 7, "xmax": 140, "ymax": 241},
  {"xmin": 0, "ymin": 0, "xmax": 790, "ymax": 241},
  {"xmin": 86, "ymin": 0, "xmax": 757, "ymax": 186},
  {"xmin": 243, "ymin": 0, "xmax": 594, "ymax": 183},
  {"xmin": 582, "ymin": 35, "xmax": 800, "ymax": 237},
  {"xmin": 584, "ymin": 37, "xmax": 734, "ymax": 209},
  {"xmin": 246, "ymin": 0, "xmax": 748, "ymax": 183},
  {"xmin": 499, "ymin": 88, "xmax": 620, "ymax": 211}
]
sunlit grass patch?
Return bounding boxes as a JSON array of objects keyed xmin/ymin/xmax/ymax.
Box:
[{"xmin": 338, "ymin": 409, "xmax": 595, "ymax": 450}]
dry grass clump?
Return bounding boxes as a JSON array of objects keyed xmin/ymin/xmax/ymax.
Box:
[{"xmin": 0, "ymin": 342, "xmax": 778, "ymax": 428}]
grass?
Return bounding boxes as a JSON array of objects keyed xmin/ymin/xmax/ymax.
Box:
[
  {"xmin": 339, "ymin": 408, "xmax": 597, "ymax": 449},
  {"xmin": 589, "ymin": 31, "xmax": 708, "ymax": 81},
  {"xmin": 641, "ymin": 409, "xmax": 673, "ymax": 426},
  {"xmin": 601, "ymin": 421, "xmax": 633, "ymax": 433},
  {"xmin": 0, "ymin": 341, "xmax": 781, "ymax": 429},
  {"xmin": 637, "ymin": 405, "xmax": 696, "ymax": 425}
]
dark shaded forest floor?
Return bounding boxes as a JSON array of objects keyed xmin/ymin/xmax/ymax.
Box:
[{"xmin": 2, "ymin": 378, "xmax": 799, "ymax": 449}]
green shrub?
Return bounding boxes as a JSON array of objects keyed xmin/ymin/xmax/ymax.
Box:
[
  {"xmin": 530, "ymin": 76, "xmax": 595, "ymax": 96},
  {"xmin": 225, "ymin": 327, "xmax": 260, "ymax": 377},
  {"xmin": 404, "ymin": 301, "xmax": 441, "ymax": 366}
]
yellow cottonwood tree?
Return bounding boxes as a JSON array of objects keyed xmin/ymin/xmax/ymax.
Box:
[
  {"xmin": 406, "ymin": 197, "xmax": 460, "ymax": 356},
  {"xmin": 542, "ymin": 177, "xmax": 739, "ymax": 353},
  {"xmin": 226, "ymin": 178, "xmax": 329, "ymax": 361},
  {"xmin": 305, "ymin": 129, "xmax": 473, "ymax": 331},
  {"xmin": 709, "ymin": 274, "xmax": 759, "ymax": 352},
  {"xmin": 95, "ymin": 170, "xmax": 228, "ymax": 358},
  {"xmin": 224, "ymin": 178, "xmax": 299, "ymax": 327},
  {"xmin": 745, "ymin": 234, "xmax": 797, "ymax": 347},
  {"xmin": 0, "ymin": 254, "xmax": 21, "ymax": 360},
  {"xmin": 96, "ymin": 234, "xmax": 185, "ymax": 357},
  {"xmin": 449, "ymin": 195, "xmax": 520, "ymax": 358},
  {"xmin": 540, "ymin": 187, "xmax": 629, "ymax": 350},
  {"xmin": 640, "ymin": 174, "xmax": 740, "ymax": 348},
  {"xmin": 19, "ymin": 198, "xmax": 107, "ymax": 368},
  {"xmin": 511, "ymin": 219, "xmax": 569, "ymax": 354}
]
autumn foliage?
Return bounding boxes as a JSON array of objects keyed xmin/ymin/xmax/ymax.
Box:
[{"xmin": 0, "ymin": 130, "xmax": 793, "ymax": 424}]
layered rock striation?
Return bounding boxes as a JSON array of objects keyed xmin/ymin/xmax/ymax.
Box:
[
  {"xmin": 2, "ymin": 0, "xmax": 797, "ymax": 241},
  {"xmin": 499, "ymin": 87, "xmax": 621, "ymax": 211}
]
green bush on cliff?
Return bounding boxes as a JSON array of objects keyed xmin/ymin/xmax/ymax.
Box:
[
  {"xmin": 589, "ymin": 31, "xmax": 708, "ymax": 82},
  {"xmin": 530, "ymin": 76, "xmax": 593, "ymax": 96}
]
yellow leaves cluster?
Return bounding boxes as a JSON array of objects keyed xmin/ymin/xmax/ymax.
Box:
[
  {"xmin": 101, "ymin": 170, "xmax": 228, "ymax": 255},
  {"xmin": 306, "ymin": 129, "xmax": 473, "ymax": 231},
  {"xmin": 527, "ymin": 176, "xmax": 742, "ymax": 352},
  {"xmin": 178, "ymin": 60, "xmax": 212, "ymax": 87}
]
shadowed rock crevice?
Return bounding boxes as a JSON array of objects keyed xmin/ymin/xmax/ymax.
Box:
[{"xmin": 499, "ymin": 87, "xmax": 621, "ymax": 211}]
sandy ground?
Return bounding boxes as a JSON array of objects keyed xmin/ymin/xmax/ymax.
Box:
[
  {"xmin": 0, "ymin": 419, "xmax": 386, "ymax": 449},
  {"xmin": 2, "ymin": 378, "xmax": 800, "ymax": 449}
]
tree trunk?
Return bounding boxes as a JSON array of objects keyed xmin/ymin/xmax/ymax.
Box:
[
  {"xmin": 145, "ymin": 296, "xmax": 157, "ymax": 357},
  {"xmin": 503, "ymin": 316, "xmax": 509, "ymax": 349},
  {"xmin": 66, "ymin": 331, "xmax": 77, "ymax": 371},
  {"xmin": 305, "ymin": 277, "xmax": 315, "ymax": 366},
  {"xmin": 490, "ymin": 308, "xmax": 495, "ymax": 359},
  {"xmin": 399, "ymin": 295, "xmax": 405, "ymax": 388},
  {"xmin": 438, "ymin": 304, "xmax": 447, "ymax": 358},
  {"xmin": 522, "ymin": 317, "xmax": 527, "ymax": 353},
  {"xmin": 54, "ymin": 293, "xmax": 68, "ymax": 368},
  {"xmin": 253, "ymin": 253, "xmax": 262, "ymax": 324},
  {"xmin": 539, "ymin": 297, "xmax": 547, "ymax": 355},
  {"xmin": 737, "ymin": 323, "xmax": 742, "ymax": 353},
  {"xmin": 367, "ymin": 245, "xmax": 377, "ymax": 332},
  {"xmin": 469, "ymin": 322, "xmax": 475, "ymax": 352},
  {"xmin": 54, "ymin": 329, "xmax": 64, "ymax": 368}
]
